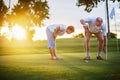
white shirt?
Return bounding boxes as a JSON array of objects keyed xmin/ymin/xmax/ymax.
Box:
[
  {"xmin": 83, "ymin": 17, "xmax": 106, "ymax": 36},
  {"xmin": 47, "ymin": 24, "xmax": 67, "ymax": 36}
]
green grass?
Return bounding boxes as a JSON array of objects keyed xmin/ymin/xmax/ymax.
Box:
[
  {"xmin": 0, "ymin": 38, "xmax": 120, "ymax": 80},
  {"xmin": 2, "ymin": 38, "xmax": 119, "ymax": 55}
]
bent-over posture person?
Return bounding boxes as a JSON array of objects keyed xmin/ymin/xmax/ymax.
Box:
[
  {"xmin": 80, "ymin": 17, "xmax": 106, "ymax": 60},
  {"xmin": 46, "ymin": 24, "xmax": 74, "ymax": 60}
]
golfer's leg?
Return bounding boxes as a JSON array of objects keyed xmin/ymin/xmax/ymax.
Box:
[
  {"xmin": 49, "ymin": 48, "xmax": 54, "ymax": 57},
  {"xmin": 46, "ymin": 28, "xmax": 56, "ymax": 58},
  {"xmin": 96, "ymin": 32, "xmax": 104, "ymax": 57},
  {"xmin": 52, "ymin": 48, "xmax": 56, "ymax": 57},
  {"xmin": 84, "ymin": 31, "xmax": 91, "ymax": 59},
  {"xmin": 49, "ymin": 40, "xmax": 56, "ymax": 59}
]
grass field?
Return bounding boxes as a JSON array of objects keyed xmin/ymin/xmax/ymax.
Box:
[{"xmin": 0, "ymin": 38, "xmax": 120, "ymax": 80}]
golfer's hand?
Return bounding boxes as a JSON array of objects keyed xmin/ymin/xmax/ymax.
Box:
[
  {"xmin": 80, "ymin": 19, "xmax": 88, "ymax": 31},
  {"xmin": 53, "ymin": 35, "xmax": 56, "ymax": 40},
  {"xmin": 83, "ymin": 25, "xmax": 88, "ymax": 32},
  {"xmin": 53, "ymin": 33, "xmax": 57, "ymax": 40},
  {"xmin": 53, "ymin": 26, "xmax": 60, "ymax": 40}
]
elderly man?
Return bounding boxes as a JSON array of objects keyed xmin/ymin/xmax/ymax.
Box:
[{"xmin": 80, "ymin": 17, "xmax": 106, "ymax": 60}]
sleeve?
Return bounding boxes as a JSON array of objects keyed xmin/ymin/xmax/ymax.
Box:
[
  {"xmin": 83, "ymin": 18, "xmax": 92, "ymax": 23},
  {"xmin": 101, "ymin": 23, "xmax": 106, "ymax": 36},
  {"xmin": 59, "ymin": 24, "xmax": 66, "ymax": 31}
]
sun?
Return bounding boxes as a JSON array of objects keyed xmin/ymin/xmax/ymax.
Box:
[
  {"xmin": 0, "ymin": 24, "xmax": 47, "ymax": 41},
  {"xmin": 12, "ymin": 24, "xmax": 26, "ymax": 40}
]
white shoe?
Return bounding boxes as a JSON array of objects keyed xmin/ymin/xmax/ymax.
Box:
[
  {"xmin": 51, "ymin": 56, "xmax": 57, "ymax": 60},
  {"xmin": 56, "ymin": 56, "xmax": 61, "ymax": 60},
  {"xmin": 83, "ymin": 56, "xmax": 90, "ymax": 60}
]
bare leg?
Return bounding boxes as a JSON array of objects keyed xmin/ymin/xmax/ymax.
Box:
[
  {"xmin": 95, "ymin": 32, "xmax": 104, "ymax": 60},
  {"xmin": 84, "ymin": 30, "xmax": 91, "ymax": 60},
  {"xmin": 52, "ymin": 48, "xmax": 57, "ymax": 57},
  {"xmin": 84, "ymin": 36, "xmax": 90, "ymax": 56},
  {"xmin": 52, "ymin": 48, "xmax": 60, "ymax": 59},
  {"xmin": 96, "ymin": 32, "xmax": 104, "ymax": 56},
  {"xmin": 49, "ymin": 48, "xmax": 54, "ymax": 57},
  {"xmin": 49, "ymin": 48, "xmax": 60, "ymax": 60}
]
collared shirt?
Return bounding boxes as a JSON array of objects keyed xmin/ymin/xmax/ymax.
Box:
[
  {"xmin": 83, "ymin": 17, "xmax": 106, "ymax": 36},
  {"xmin": 47, "ymin": 24, "xmax": 67, "ymax": 36}
]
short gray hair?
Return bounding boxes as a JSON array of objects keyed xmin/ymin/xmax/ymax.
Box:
[{"xmin": 96, "ymin": 17, "xmax": 103, "ymax": 22}]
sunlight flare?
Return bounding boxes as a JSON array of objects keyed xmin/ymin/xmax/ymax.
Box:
[{"xmin": 12, "ymin": 25, "xmax": 26, "ymax": 40}]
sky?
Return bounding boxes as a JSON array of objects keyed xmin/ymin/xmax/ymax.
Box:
[
  {"xmin": 3, "ymin": 0, "xmax": 120, "ymax": 40},
  {"xmin": 44, "ymin": 0, "xmax": 120, "ymax": 38}
]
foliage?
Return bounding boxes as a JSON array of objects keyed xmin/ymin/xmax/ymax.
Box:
[
  {"xmin": 0, "ymin": 0, "xmax": 8, "ymax": 27},
  {"xmin": 76, "ymin": 0, "xmax": 120, "ymax": 12},
  {"xmin": 3, "ymin": 0, "xmax": 49, "ymax": 41},
  {"xmin": 73, "ymin": 33, "xmax": 97, "ymax": 38},
  {"xmin": 73, "ymin": 33, "xmax": 84, "ymax": 38},
  {"xmin": 107, "ymin": 32, "xmax": 117, "ymax": 39},
  {"xmin": 6, "ymin": 0, "xmax": 49, "ymax": 28}
]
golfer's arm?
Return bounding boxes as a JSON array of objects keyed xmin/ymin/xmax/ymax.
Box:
[
  {"xmin": 53, "ymin": 26, "xmax": 60, "ymax": 39},
  {"xmin": 80, "ymin": 19, "xmax": 86, "ymax": 26},
  {"xmin": 80, "ymin": 19, "xmax": 88, "ymax": 32}
]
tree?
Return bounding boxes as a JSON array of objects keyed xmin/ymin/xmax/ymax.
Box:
[
  {"xmin": 76, "ymin": 0, "xmax": 120, "ymax": 12},
  {"xmin": 0, "ymin": 0, "xmax": 8, "ymax": 27},
  {"xmin": 73, "ymin": 33, "xmax": 84, "ymax": 38},
  {"xmin": 5, "ymin": 0, "xmax": 49, "ymax": 41},
  {"xmin": 107, "ymin": 32, "xmax": 117, "ymax": 39},
  {"xmin": 6, "ymin": 0, "xmax": 49, "ymax": 28}
]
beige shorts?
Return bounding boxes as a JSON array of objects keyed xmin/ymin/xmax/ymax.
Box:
[{"xmin": 85, "ymin": 30, "xmax": 104, "ymax": 41}]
